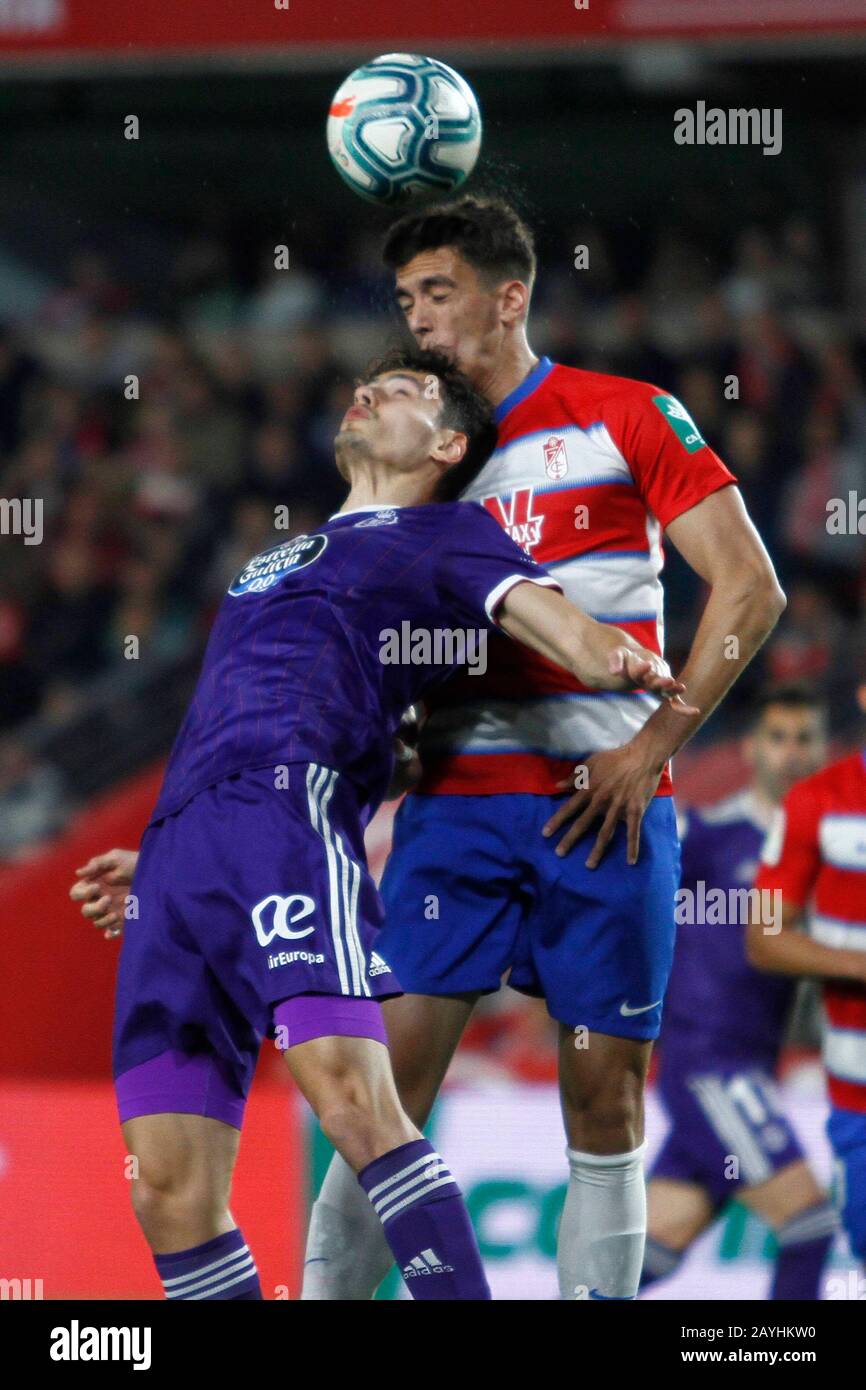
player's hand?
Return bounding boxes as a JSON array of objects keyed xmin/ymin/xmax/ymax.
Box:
[
  {"xmin": 608, "ymin": 646, "xmax": 699, "ymax": 717},
  {"xmin": 542, "ymin": 741, "xmax": 664, "ymax": 867},
  {"xmin": 384, "ymin": 703, "xmax": 424, "ymax": 800},
  {"xmin": 70, "ymin": 848, "xmax": 138, "ymax": 940}
]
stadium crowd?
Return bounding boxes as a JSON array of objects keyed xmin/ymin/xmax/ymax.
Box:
[{"xmin": 0, "ymin": 213, "xmax": 863, "ymax": 859}]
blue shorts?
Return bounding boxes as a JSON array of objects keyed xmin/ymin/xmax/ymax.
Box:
[
  {"xmin": 827, "ymin": 1107, "xmax": 866, "ymax": 1260},
  {"xmin": 652, "ymin": 1057, "xmax": 805, "ymax": 1206},
  {"xmin": 113, "ymin": 763, "xmax": 399, "ymax": 1114},
  {"xmin": 377, "ymin": 791, "xmax": 680, "ymax": 1039}
]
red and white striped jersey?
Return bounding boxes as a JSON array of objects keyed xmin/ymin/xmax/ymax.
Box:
[
  {"xmin": 755, "ymin": 752, "xmax": 866, "ymax": 1114},
  {"xmin": 416, "ymin": 356, "xmax": 737, "ymax": 796}
]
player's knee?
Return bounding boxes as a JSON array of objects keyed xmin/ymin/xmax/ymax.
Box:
[
  {"xmin": 129, "ymin": 1154, "xmax": 225, "ymax": 1238},
  {"xmin": 562, "ymin": 1082, "xmax": 643, "ymax": 1151},
  {"xmin": 316, "ymin": 1077, "xmax": 415, "ymax": 1168},
  {"xmin": 318, "ymin": 1099, "xmax": 405, "ymax": 1169}
]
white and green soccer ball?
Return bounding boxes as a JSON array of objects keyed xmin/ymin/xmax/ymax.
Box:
[{"xmin": 327, "ymin": 53, "xmax": 482, "ymax": 205}]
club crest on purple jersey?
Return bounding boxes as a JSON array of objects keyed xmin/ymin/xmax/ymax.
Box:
[{"xmin": 228, "ymin": 534, "xmax": 328, "ymax": 597}]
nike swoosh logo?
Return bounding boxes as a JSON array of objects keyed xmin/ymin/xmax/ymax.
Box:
[{"xmin": 619, "ymin": 999, "xmax": 662, "ymax": 1016}]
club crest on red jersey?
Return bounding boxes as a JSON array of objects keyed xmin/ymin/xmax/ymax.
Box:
[
  {"xmin": 482, "ymin": 486, "xmax": 543, "ymax": 554},
  {"xmin": 543, "ymin": 435, "xmax": 568, "ymax": 480}
]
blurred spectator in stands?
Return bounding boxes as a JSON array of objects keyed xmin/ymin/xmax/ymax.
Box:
[
  {"xmin": 242, "ymin": 420, "xmax": 304, "ymax": 509},
  {"xmin": 678, "ymin": 363, "xmax": 724, "ymax": 449},
  {"xmin": 172, "ymin": 360, "xmax": 245, "ymax": 496},
  {"xmin": 124, "ymin": 403, "xmax": 202, "ymax": 524},
  {"xmin": 692, "ymin": 291, "xmax": 738, "ymax": 381},
  {"xmin": 170, "ymin": 232, "xmax": 240, "ymax": 333},
  {"xmin": 0, "ymin": 733, "xmax": 68, "ymax": 861},
  {"xmin": 775, "ymin": 217, "xmax": 830, "ymax": 313},
  {"xmin": 142, "ymin": 327, "xmax": 197, "ymax": 405},
  {"xmin": 38, "ymin": 249, "xmax": 131, "ymax": 333},
  {"xmin": 722, "ymin": 227, "xmax": 776, "ymax": 317},
  {"xmin": 260, "ymin": 374, "xmax": 305, "ymax": 431},
  {"xmin": 605, "ymin": 294, "xmax": 677, "ymax": 388},
  {"xmin": 0, "ymin": 328, "xmax": 38, "ymax": 456},
  {"xmin": 305, "ymin": 376, "xmax": 358, "ymax": 516},
  {"xmin": 101, "ymin": 556, "xmax": 192, "ymax": 668},
  {"xmin": 209, "ymin": 335, "xmax": 264, "ymax": 420},
  {"xmin": 780, "ymin": 406, "xmax": 865, "ymax": 608},
  {"xmin": 245, "ymin": 246, "xmax": 322, "ymax": 334},
  {"xmin": 721, "ymin": 408, "xmax": 774, "ymax": 542},
  {"xmin": 765, "ymin": 580, "xmax": 845, "ymax": 690},
  {"xmin": 734, "ymin": 307, "xmax": 815, "ymax": 467},
  {"xmin": 203, "ymin": 497, "xmax": 281, "ymax": 602},
  {"xmin": 24, "ymin": 537, "xmax": 116, "ymax": 691},
  {"xmin": 0, "ymin": 594, "xmax": 36, "ymax": 729}
]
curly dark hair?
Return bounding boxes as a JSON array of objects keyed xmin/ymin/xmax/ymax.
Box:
[
  {"xmin": 382, "ymin": 194, "xmax": 537, "ymax": 292},
  {"xmin": 359, "ymin": 346, "xmax": 497, "ymax": 500}
]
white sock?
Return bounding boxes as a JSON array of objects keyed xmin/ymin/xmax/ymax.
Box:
[
  {"xmin": 557, "ymin": 1142, "xmax": 647, "ymax": 1300},
  {"xmin": 301, "ymin": 1152, "xmax": 393, "ymax": 1300}
]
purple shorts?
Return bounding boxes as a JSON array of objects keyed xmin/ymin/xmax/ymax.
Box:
[
  {"xmin": 113, "ymin": 763, "xmax": 399, "ymax": 1129},
  {"xmin": 651, "ymin": 1055, "xmax": 805, "ymax": 1207}
]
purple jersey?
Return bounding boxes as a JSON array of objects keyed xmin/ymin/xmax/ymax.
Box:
[
  {"xmin": 661, "ymin": 789, "xmax": 794, "ymax": 1064},
  {"xmin": 149, "ymin": 502, "xmax": 559, "ymax": 826}
]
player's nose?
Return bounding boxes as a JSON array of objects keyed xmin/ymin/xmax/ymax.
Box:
[
  {"xmin": 354, "ymin": 383, "xmax": 374, "ymax": 408},
  {"xmin": 406, "ymin": 307, "xmax": 433, "ymax": 342}
]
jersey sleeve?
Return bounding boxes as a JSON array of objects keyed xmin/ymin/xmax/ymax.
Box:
[
  {"xmin": 605, "ymin": 382, "xmax": 737, "ymax": 529},
  {"xmin": 434, "ymin": 502, "xmax": 561, "ymax": 630},
  {"xmin": 753, "ymin": 783, "xmax": 822, "ymax": 908}
]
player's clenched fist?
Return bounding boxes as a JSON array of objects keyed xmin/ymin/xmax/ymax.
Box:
[{"xmin": 70, "ymin": 848, "xmax": 138, "ymax": 940}]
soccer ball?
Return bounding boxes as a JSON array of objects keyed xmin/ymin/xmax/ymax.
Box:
[{"xmin": 326, "ymin": 53, "xmax": 482, "ymax": 205}]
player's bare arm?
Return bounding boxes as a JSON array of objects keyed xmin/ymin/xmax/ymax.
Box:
[
  {"xmin": 497, "ymin": 580, "xmax": 697, "ymax": 711},
  {"xmin": 544, "ymin": 486, "xmax": 786, "ymax": 866},
  {"xmin": 70, "ymin": 848, "xmax": 138, "ymax": 939},
  {"xmin": 747, "ymin": 899, "xmax": 866, "ymax": 986}
]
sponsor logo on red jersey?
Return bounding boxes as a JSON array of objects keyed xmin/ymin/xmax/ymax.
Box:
[{"xmin": 482, "ymin": 486, "xmax": 543, "ymax": 554}]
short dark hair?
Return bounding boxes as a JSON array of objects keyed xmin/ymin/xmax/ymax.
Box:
[
  {"xmin": 382, "ymin": 195, "xmax": 537, "ymax": 292},
  {"xmin": 750, "ymin": 683, "xmax": 828, "ymax": 728},
  {"xmin": 359, "ymin": 346, "xmax": 497, "ymax": 500}
]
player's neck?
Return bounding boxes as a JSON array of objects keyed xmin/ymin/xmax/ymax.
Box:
[
  {"xmin": 749, "ymin": 783, "xmax": 779, "ymax": 825},
  {"xmin": 337, "ymin": 477, "xmax": 431, "ymax": 514},
  {"xmin": 476, "ymin": 337, "xmax": 540, "ymax": 410}
]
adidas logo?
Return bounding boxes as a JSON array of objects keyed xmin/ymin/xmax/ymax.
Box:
[
  {"xmin": 369, "ymin": 951, "xmax": 391, "ymax": 977},
  {"xmin": 403, "ymin": 1248, "xmax": 454, "ymax": 1278}
]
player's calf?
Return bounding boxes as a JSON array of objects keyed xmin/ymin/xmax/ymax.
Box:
[
  {"xmin": 281, "ymin": 1000, "xmax": 490, "ymax": 1300},
  {"xmin": 122, "ymin": 1112, "xmax": 263, "ymax": 1300},
  {"xmin": 557, "ymin": 1029, "xmax": 653, "ymax": 1299}
]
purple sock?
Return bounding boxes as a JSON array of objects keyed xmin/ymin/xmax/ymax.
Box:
[
  {"xmin": 770, "ymin": 1202, "xmax": 837, "ymax": 1300},
  {"xmin": 155, "ymin": 1228, "xmax": 263, "ymax": 1300},
  {"xmin": 358, "ymin": 1138, "xmax": 491, "ymax": 1300}
]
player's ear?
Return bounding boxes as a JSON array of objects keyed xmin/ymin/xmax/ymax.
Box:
[
  {"xmin": 857, "ymin": 683, "xmax": 866, "ymax": 716},
  {"xmin": 431, "ymin": 428, "xmax": 467, "ymax": 467},
  {"xmin": 741, "ymin": 732, "xmax": 756, "ymax": 767},
  {"xmin": 498, "ymin": 279, "xmax": 530, "ymax": 326}
]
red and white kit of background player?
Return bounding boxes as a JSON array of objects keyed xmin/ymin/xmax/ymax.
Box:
[
  {"xmin": 74, "ymin": 198, "xmax": 786, "ymax": 1301},
  {"xmin": 751, "ymin": 678, "xmax": 866, "ymax": 1273}
]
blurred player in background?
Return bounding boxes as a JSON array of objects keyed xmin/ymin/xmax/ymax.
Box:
[
  {"xmin": 750, "ymin": 672, "xmax": 866, "ymax": 1275},
  {"xmin": 305, "ymin": 196, "xmax": 786, "ymax": 1301},
  {"xmin": 642, "ymin": 685, "xmax": 837, "ymax": 1299},
  {"xmin": 72, "ymin": 349, "xmax": 690, "ymax": 1301}
]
